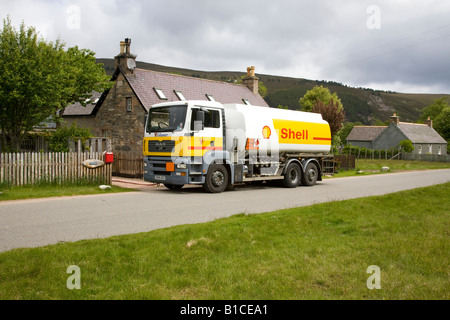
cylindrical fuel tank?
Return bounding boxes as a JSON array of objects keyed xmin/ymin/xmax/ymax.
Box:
[{"xmin": 223, "ymin": 104, "xmax": 331, "ymax": 154}]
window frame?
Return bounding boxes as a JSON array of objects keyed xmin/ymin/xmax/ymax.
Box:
[
  {"xmin": 126, "ymin": 97, "xmax": 133, "ymax": 113},
  {"xmin": 153, "ymin": 87, "xmax": 168, "ymax": 100}
]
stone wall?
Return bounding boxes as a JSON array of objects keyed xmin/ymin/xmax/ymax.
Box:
[{"xmin": 94, "ymin": 73, "xmax": 147, "ymax": 153}]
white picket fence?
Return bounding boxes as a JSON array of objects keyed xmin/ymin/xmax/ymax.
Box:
[{"xmin": 0, "ymin": 152, "xmax": 112, "ymax": 186}]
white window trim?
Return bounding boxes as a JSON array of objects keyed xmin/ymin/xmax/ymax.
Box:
[
  {"xmin": 154, "ymin": 87, "xmax": 167, "ymax": 100},
  {"xmin": 174, "ymin": 90, "xmax": 186, "ymax": 101}
]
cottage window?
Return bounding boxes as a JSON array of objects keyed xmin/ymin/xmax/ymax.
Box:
[
  {"xmin": 438, "ymin": 146, "xmax": 441, "ymax": 155},
  {"xmin": 418, "ymin": 145, "xmax": 422, "ymax": 154},
  {"xmin": 206, "ymin": 94, "xmax": 215, "ymax": 102},
  {"xmin": 242, "ymin": 99, "xmax": 251, "ymax": 105},
  {"xmin": 174, "ymin": 90, "xmax": 186, "ymax": 101},
  {"xmin": 428, "ymin": 144, "xmax": 432, "ymax": 154},
  {"xmin": 126, "ymin": 97, "xmax": 132, "ymax": 112},
  {"xmin": 154, "ymin": 88, "xmax": 167, "ymax": 100}
]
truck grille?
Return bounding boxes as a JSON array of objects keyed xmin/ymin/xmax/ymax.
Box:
[{"xmin": 148, "ymin": 140, "xmax": 175, "ymax": 153}]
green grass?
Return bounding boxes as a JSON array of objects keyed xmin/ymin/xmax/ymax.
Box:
[
  {"xmin": 0, "ymin": 183, "xmax": 135, "ymax": 201},
  {"xmin": 0, "ymin": 182, "xmax": 449, "ymax": 300},
  {"xmin": 331, "ymin": 160, "xmax": 450, "ymax": 178}
]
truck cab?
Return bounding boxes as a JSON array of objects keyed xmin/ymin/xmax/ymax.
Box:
[{"xmin": 143, "ymin": 101, "xmax": 230, "ymax": 192}]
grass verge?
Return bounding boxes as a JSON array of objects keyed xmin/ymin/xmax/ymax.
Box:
[
  {"xmin": 331, "ymin": 159, "xmax": 450, "ymax": 178},
  {"xmin": 0, "ymin": 182, "xmax": 135, "ymax": 201},
  {"xmin": 0, "ymin": 182, "xmax": 449, "ymax": 300}
]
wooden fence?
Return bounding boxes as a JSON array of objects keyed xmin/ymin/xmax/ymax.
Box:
[
  {"xmin": 0, "ymin": 152, "xmax": 112, "ymax": 186},
  {"xmin": 112, "ymin": 151, "xmax": 144, "ymax": 178}
]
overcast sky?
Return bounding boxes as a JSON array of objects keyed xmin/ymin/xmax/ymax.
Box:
[{"xmin": 2, "ymin": 0, "xmax": 450, "ymax": 94}]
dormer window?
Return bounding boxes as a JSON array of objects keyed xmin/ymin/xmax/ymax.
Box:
[
  {"xmin": 242, "ymin": 99, "xmax": 251, "ymax": 105},
  {"xmin": 174, "ymin": 90, "xmax": 186, "ymax": 101},
  {"xmin": 206, "ymin": 94, "xmax": 215, "ymax": 102},
  {"xmin": 154, "ymin": 88, "xmax": 167, "ymax": 100}
]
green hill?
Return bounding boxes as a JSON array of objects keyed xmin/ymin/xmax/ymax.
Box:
[{"xmin": 97, "ymin": 58, "xmax": 448, "ymax": 125}]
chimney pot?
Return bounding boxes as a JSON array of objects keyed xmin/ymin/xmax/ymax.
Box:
[
  {"xmin": 390, "ymin": 113, "xmax": 399, "ymax": 125},
  {"xmin": 243, "ymin": 66, "xmax": 259, "ymax": 94}
]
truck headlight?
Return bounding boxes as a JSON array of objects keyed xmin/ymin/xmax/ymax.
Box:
[{"xmin": 177, "ymin": 163, "xmax": 187, "ymax": 169}]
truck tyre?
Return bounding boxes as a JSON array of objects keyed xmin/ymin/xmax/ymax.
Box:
[
  {"xmin": 282, "ymin": 162, "xmax": 301, "ymax": 188},
  {"xmin": 203, "ymin": 164, "xmax": 229, "ymax": 193},
  {"xmin": 301, "ymin": 162, "xmax": 319, "ymax": 186},
  {"xmin": 164, "ymin": 184, "xmax": 184, "ymax": 190}
]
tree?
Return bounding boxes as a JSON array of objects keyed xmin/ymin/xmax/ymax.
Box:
[
  {"xmin": 419, "ymin": 97, "xmax": 450, "ymax": 151},
  {"xmin": 49, "ymin": 123, "xmax": 92, "ymax": 152},
  {"xmin": 0, "ymin": 17, "xmax": 112, "ymax": 151},
  {"xmin": 399, "ymin": 140, "xmax": 414, "ymax": 153},
  {"xmin": 311, "ymin": 99, "xmax": 345, "ymax": 143},
  {"xmin": 419, "ymin": 97, "xmax": 448, "ymax": 122},
  {"xmin": 299, "ymin": 85, "xmax": 343, "ymax": 112}
]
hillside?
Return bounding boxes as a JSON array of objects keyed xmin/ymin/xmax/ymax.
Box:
[{"xmin": 97, "ymin": 58, "xmax": 448, "ymax": 125}]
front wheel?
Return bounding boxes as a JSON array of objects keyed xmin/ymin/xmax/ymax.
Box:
[
  {"xmin": 203, "ymin": 164, "xmax": 229, "ymax": 193},
  {"xmin": 301, "ymin": 162, "xmax": 319, "ymax": 186}
]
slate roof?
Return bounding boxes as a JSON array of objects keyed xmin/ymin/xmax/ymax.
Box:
[
  {"xmin": 396, "ymin": 122, "xmax": 447, "ymax": 144},
  {"xmin": 63, "ymin": 91, "xmax": 103, "ymax": 116},
  {"xmin": 346, "ymin": 126, "xmax": 387, "ymax": 142},
  {"xmin": 126, "ymin": 68, "xmax": 268, "ymax": 112},
  {"xmin": 63, "ymin": 67, "xmax": 268, "ymax": 116}
]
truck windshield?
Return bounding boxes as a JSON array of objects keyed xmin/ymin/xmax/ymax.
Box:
[{"xmin": 147, "ymin": 105, "xmax": 187, "ymax": 133}]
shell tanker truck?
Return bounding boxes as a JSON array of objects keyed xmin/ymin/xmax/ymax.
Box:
[{"xmin": 143, "ymin": 100, "xmax": 335, "ymax": 193}]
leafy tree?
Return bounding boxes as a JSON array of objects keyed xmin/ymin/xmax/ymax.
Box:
[
  {"xmin": 0, "ymin": 17, "xmax": 112, "ymax": 151},
  {"xmin": 49, "ymin": 123, "xmax": 92, "ymax": 152},
  {"xmin": 419, "ymin": 97, "xmax": 450, "ymax": 151},
  {"xmin": 311, "ymin": 99, "xmax": 345, "ymax": 141},
  {"xmin": 399, "ymin": 140, "xmax": 414, "ymax": 153},
  {"xmin": 299, "ymin": 85, "xmax": 343, "ymax": 112},
  {"xmin": 433, "ymin": 106, "xmax": 450, "ymax": 149},
  {"xmin": 419, "ymin": 97, "xmax": 448, "ymax": 122},
  {"xmin": 258, "ymin": 81, "xmax": 268, "ymax": 98}
]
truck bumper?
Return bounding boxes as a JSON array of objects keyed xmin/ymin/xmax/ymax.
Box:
[{"xmin": 143, "ymin": 156, "xmax": 205, "ymax": 185}]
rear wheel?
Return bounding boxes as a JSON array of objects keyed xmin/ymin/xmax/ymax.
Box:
[
  {"xmin": 203, "ymin": 164, "xmax": 229, "ymax": 193},
  {"xmin": 282, "ymin": 162, "xmax": 301, "ymax": 188},
  {"xmin": 301, "ymin": 162, "xmax": 319, "ymax": 186}
]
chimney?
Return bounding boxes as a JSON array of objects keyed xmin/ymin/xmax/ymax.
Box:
[
  {"xmin": 125, "ymin": 38, "xmax": 131, "ymax": 53},
  {"xmin": 425, "ymin": 117, "xmax": 433, "ymax": 128},
  {"xmin": 242, "ymin": 66, "xmax": 259, "ymax": 94},
  {"xmin": 114, "ymin": 38, "xmax": 137, "ymax": 74},
  {"xmin": 390, "ymin": 113, "xmax": 399, "ymax": 125}
]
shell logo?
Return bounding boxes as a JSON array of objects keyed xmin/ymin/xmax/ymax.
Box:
[{"xmin": 262, "ymin": 126, "xmax": 271, "ymax": 139}]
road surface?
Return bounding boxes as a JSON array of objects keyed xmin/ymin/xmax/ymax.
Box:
[{"xmin": 1, "ymin": 169, "xmax": 449, "ymax": 252}]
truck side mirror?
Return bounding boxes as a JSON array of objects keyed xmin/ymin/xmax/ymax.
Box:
[{"xmin": 194, "ymin": 110, "xmax": 205, "ymax": 131}]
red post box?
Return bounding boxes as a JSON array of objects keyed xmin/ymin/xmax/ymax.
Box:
[{"xmin": 104, "ymin": 152, "xmax": 114, "ymax": 163}]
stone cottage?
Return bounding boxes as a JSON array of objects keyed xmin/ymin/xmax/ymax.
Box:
[
  {"xmin": 347, "ymin": 113, "xmax": 447, "ymax": 155},
  {"xmin": 63, "ymin": 38, "xmax": 269, "ymax": 154}
]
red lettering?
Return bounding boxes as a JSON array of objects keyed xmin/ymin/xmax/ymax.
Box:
[{"xmin": 280, "ymin": 128, "xmax": 309, "ymax": 140}]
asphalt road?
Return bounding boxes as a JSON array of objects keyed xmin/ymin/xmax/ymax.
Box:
[{"xmin": 1, "ymin": 169, "xmax": 449, "ymax": 252}]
